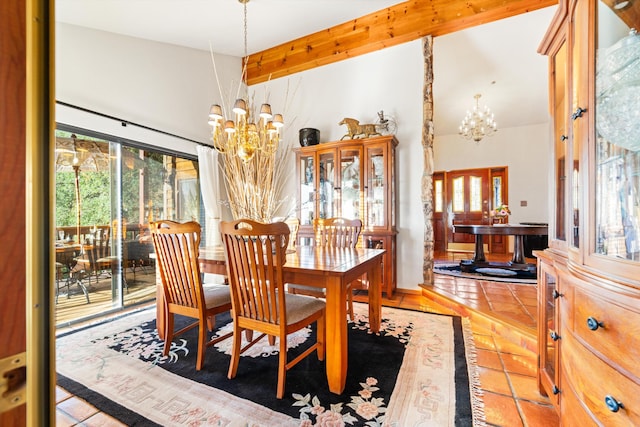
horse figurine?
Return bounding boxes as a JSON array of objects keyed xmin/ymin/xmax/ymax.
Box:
[{"xmin": 338, "ymin": 118, "xmax": 381, "ymax": 140}]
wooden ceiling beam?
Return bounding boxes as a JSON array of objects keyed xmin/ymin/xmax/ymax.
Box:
[{"xmin": 246, "ymin": 0, "xmax": 558, "ymax": 85}]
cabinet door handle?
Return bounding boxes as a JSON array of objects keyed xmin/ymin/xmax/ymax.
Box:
[
  {"xmin": 552, "ymin": 385, "xmax": 560, "ymax": 395},
  {"xmin": 571, "ymin": 107, "xmax": 587, "ymax": 120},
  {"xmin": 605, "ymin": 395, "xmax": 623, "ymax": 413},
  {"xmin": 550, "ymin": 331, "xmax": 561, "ymax": 341},
  {"xmin": 553, "ymin": 289, "xmax": 563, "ymax": 299},
  {"xmin": 587, "ymin": 317, "xmax": 604, "ymax": 331},
  {"xmin": 560, "ymin": 134, "xmax": 568, "ymax": 141}
]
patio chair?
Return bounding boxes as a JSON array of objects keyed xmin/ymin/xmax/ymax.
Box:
[
  {"xmin": 221, "ymin": 219, "xmax": 325, "ymax": 399},
  {"xmin": 288, "ymin": 217, "xmax": 362, "ymax": 320},
  {"xmin": 74, "ymin": 227, "xmax": 113, "ymax": 286},
  {"xmin": 55, "ymin": 245, "xmax": 90, "ymax": 304},
  {"xmin": 151, "ymin": 220, "xmax": 232, "ymax": 370}
]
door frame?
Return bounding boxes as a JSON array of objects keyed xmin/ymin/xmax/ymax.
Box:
[
  {"xmin": 0, "ymin": 0, "xmax": 54, "ymax": 424},
  {"xmin": 433, "ymin": 166, "xmax": 509, "ymax": 255}
]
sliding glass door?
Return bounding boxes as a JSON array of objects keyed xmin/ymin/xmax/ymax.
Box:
[{"xmin": 54, "ymin": 129, "xmax": 201, "ymax": 325}]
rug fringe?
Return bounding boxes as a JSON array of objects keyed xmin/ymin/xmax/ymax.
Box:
[{"xmin": 461, "ymin": 317, "xmax": 488, "ymax": 427}]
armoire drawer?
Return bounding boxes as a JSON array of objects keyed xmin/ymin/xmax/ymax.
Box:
[
  {"xmin": 559, "ymin": 370, "xmax": 599, "ymax": 426},
  {"xmin": 572, "ymin": 286, "xmax": 640, "ymax": 377},
  {"xmin": 561, "ymin": 328, "xmax": 640, "ymax": 426}
]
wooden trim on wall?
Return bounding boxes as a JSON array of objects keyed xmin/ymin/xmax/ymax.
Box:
[
  {"xmin": 0, "ymin": 0, "xmax": 27, "ymax": 423},
  {"xmin": 246, "ymin": 0, "xmax": 558, "ymax": 85}
]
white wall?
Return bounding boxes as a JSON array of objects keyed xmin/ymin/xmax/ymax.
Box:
[
  {"xmin": 435, "ymin": 124, "xmax": 550, "ymax": 224},
  {"xmin": 55, "ymin": 22, "xmax": 241, "ymax": 151},
  {"xmin": 55, "ymin": 24, "xmax": 550, "ymax": 292},
  {"xmin": 251, "ymin": 40, "xmax": 426, "ymax": 290}
]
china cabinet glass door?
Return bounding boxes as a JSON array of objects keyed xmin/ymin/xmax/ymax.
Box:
[
  {"xmin": 570, "ymin": 2, "xmax": 588, "ymax": 250},
  {"xmin": 318, "ymin": 150, "xmax": 336, "ymax": 220},
  {"xmin": 553, "ymin": 43, "xmax": 568, "ymax": 243},
  {"xmin": 366, "ymin": 144, "xmax": 386, "ymax": 228},
  {"xmin": 299, "ymin": 154, "xmax": 315, "ymax": 225},
  {"xmin": 339, "ymin": 147, "xmax": 362, "ymax": 220},
  {"xmin": 594, "ymin": 2, "xmax": 640, "ymax": 261},
  {"xmin": 538, "ymin": 261, "xmax": 560, "ymax": 405}
]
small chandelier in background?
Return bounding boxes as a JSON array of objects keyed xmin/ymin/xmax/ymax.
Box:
[
  {"xmin": 458, "ymin": 94, "xmax": 498, "ymax": 142},
  {"xmin": 207, "ymin": 0, "xmax": 284, "ymax": 162}
]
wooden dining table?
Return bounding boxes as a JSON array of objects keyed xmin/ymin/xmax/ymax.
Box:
[
  {"xmin": 454, "ymin": 223, "xmax": 548, "ymax": 270},
  {"xmin": 155, "ymin": 244, "xmax": 386, "ymax": 395}
]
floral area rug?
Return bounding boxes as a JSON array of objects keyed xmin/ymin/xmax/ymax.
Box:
[
  {"xmin": 56, "ymin": 303, "xmax": 486, "ymax": 426},
  {"xmin": 434, "ymin": 262, "xmax": 537, "ymax": 284}
]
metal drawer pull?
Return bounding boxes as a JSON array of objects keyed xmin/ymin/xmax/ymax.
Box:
[
  {"xmin": 605, "ymin": 395, "xmax": 623, "ymax": 413},
  {"xmin": 550, "ymin": 331, "xmax": 561, "ymax": 341},
  {"xmin": 587, "ymin": 317, "xmax": 604, "ymax": 331},
  {"xmin": 553, "ymin": 289, "xmax": 563, "ymax": 299},
  {"xmin": 552, "ymin": 385, "xmax": 560, "ymax": 395}
]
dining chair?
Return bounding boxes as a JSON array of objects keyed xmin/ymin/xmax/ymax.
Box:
[
  {"xmin": 220, "ymin": 219, "xmax": 325, "ymax": 399},
  {"xmin": 289, "ymin": 217, "xmax": 362, "ymax": 320},
  {"xmin": 74, "ymin": 227, "xmax": 112, "ymax": 285},
  {"xmin": 55, "ymin": 245, "xmax": 90, "ymax": 304},
  {"xmin": 151, "ymin": 220, "xmax": 232, "ymax": 371}
]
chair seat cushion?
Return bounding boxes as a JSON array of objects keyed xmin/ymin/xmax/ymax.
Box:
[
  {"xmin": 284, "ymin": 293, "xmax": 325, "ymax": 325},
  {"xmin": 203, "ymin": 284, "xmax": 231, "ymax": 309}
]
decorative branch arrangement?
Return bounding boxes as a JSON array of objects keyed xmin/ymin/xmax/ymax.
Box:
[{"xmin": 220, "ymin": 133, "xmax": 294, "ymax": 223}]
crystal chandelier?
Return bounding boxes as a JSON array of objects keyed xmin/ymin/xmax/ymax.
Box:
[
  {"xmin": 207, "ymin": 0, "xmax": 284, "ymax": 162},
  {"xmin": 458, "ymin": 94, "xmax": 497, "ymax": 142}
]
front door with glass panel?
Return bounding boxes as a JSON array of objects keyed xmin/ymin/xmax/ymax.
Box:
[{"xmin": 447, "ymin": 168, "xmax": 491, "ymax": 251}]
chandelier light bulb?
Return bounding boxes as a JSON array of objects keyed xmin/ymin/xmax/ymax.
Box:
[
  {"xmin": 259, "ymin": 103, "xmax": 273, "ymax": 119},
  {"xmin": 272, "ymin": 114, "xmax": 284, "ymax": 128},
  {"xmin": 209, "ymin": 104, "xmax": 223, "ymax": 120},
  {"xmin": 224, "ymin": 120, "xmax": 236, "ymax": 134},
  {"xmin": 232, "ymin": 99, "xmax": 247, "ymax": 115}
]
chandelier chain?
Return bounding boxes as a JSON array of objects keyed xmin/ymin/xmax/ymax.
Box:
[
  {"xmin": 207, "ymin": 0, "xmax": 284, "ymax": 164},
  {"xmin": 243, "ymin": 0, "xmax": 248, "ymax": 59}
]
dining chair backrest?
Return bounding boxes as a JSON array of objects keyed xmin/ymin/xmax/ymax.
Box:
[
  {"xmin": 151, "ymin": 220, "xmax": 204, "ymax": 311},
  {"xmin": 220, "ymin": 219, "xmax": 290, "ymax": 325},
  {"xmin": 93, "ymin": 227, "xmax": 111, "ymax": 259},
  {"xmin": 314, "ymin": 217, "xmax": 362, "ymax": 248},
  {"xmin": 284, "ymin": 217, "xmax": 300, "ymax": 251}
]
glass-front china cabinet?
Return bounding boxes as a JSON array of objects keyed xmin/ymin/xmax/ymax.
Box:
[
  {"xmin": 294, "ymin": 135, "xmax": 397, "ymax": 297},
  {"xmin": 537, "ymin": 0, "xmax": 640, "ymax": 423}
]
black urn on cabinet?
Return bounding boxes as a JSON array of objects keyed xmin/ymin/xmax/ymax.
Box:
[{"xmin": 299, "ymin": 128, "xmax": 320, "ymax": 146}]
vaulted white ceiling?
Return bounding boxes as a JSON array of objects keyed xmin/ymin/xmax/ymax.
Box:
[{"xmin": 55, "ymin": 0, "xmax": 557, "ymax": 135}]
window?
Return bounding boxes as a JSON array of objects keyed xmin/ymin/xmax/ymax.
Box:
[
  {"xmin": 54, "ymin": 128, "xmax": 201, "ymax": 325},
  {"xmin": 435, "ymin": 180, "xmax": 443, "ymax": 213},
  {"xmin": 470, "ymin": 176, "xmax": 482, "ymax": 212},
  {"xmin": 452, "ymin": 177, "xmax": 464, "ymax": 212}
]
